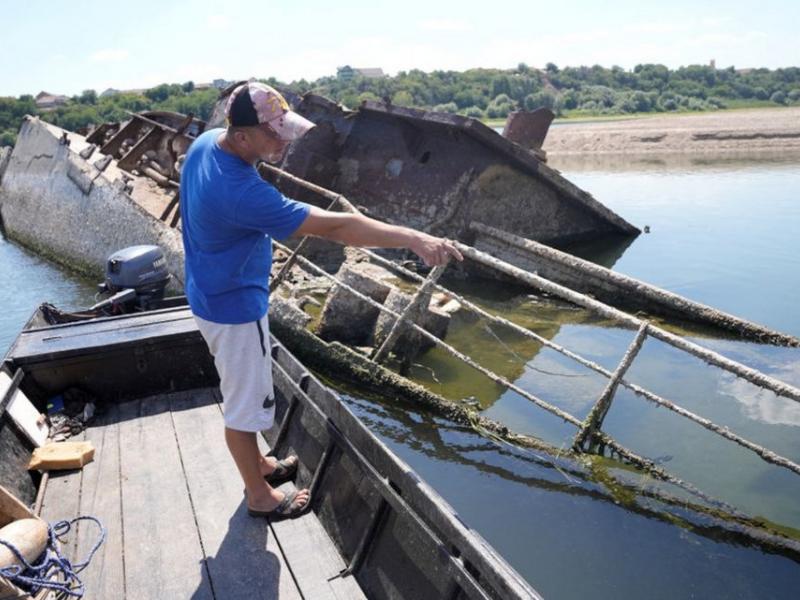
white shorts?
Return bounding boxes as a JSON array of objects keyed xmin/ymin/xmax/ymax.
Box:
[{"xmin": 194, "ymin": 313, "xmax": 275, "ymax": 432}]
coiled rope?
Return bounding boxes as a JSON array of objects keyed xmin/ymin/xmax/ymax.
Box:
[{"xmin": 0, "ymin": 516, "xmax": 106, "ymax": 598}]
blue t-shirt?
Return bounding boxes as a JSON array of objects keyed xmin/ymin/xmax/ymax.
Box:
[{"xmin": 180, "ymin": 129, "xmax": 310, "ymax": 324}]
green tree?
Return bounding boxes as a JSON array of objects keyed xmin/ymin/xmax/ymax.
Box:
[
  {"xmin": 524, "ymin": 91, "xmax": 556, "ymax": 111},
  {"xmin": 392, "ymin": 90, "xmax": 415, "ymax": 107},
  {"xmin": 486, "ymin": 94, "xmax": 514, "ymax": 118},
  {"xmin": 560, "ymin": 89, "xmax": 579, "ymax": 110},
  {"xmin": 358, "ymin": 91, "xmax": 380, "ymax": 104},
  {"xmin": 433, "ymin": 102, "xmax": 458, "ymax": 114},
  {"xmin": 1, "ymin": 130, "xmax": 16, "ymax": 147},
  {"xmin": 79, "ymin": 89, "xmax": 97, "ymax": 105},
  {"xmin": 462, "ymin": 106, "xmax": 484, "ymax": 118},
  {"xmin": 770, "ymin": 90, "xmax": 787, "ymax": 104},
  {"xmin": 145, "ymin": 84, "xmax": 172, "ymax": 102}
]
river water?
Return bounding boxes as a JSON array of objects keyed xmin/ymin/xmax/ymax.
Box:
[{"xmin": 2, "ymin": 154, "xmax": 799, "ymax": 598}]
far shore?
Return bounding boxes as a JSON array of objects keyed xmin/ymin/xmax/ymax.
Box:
[{"xmin": 538, "ymin": 106, "xmax": 800, "ymax": 156}]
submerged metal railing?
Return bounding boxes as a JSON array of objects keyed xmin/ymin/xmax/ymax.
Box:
[{"xmin": 263, "ymin": 163, "xmax": 800, "ymax": 503}]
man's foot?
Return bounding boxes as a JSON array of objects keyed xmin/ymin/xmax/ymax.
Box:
[
  {"xmin": 259, "ymin": 454, "xmax": 299, "ymax": 483},
  {"xmin": 247, "ymin": 486, "xmax": 310, "ymax": 520}
]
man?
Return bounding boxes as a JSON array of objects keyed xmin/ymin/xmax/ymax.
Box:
[{"xmin": 180, "ymin": 81, "xmax": 461, "ymax": 519}]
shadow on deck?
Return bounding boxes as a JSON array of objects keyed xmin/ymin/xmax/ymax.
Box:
[{"xmin": 39, "ymin": 388, "xmax": 364, "ymax": 599}]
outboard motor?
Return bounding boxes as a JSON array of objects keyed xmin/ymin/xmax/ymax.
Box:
[{"xmin": 91, "ymin": 245, "xmax": 171, "ymax": 313}]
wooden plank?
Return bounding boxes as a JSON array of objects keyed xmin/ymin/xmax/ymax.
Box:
[
  {"xmin": 74, "ymin": 405, "xmax": 125, "ymax": 599},
  {"xmin": 0, "ymin": 483, "xmax": 34, "ymax": 526},
  {"xmin": 270, "ymin": 482, "xmax": 367, "ymax": 600},
  {"xmin": 9, "ymin": 309, "xmax": 197, "ymax": 363},
  {"xmin": 38, "ymin": 431, "xmax": 84, "ymax": 563},
  {"xmin": 117, "ymin": 397, "xmax": 212, "ymax": 600},
  {"xmin": 168, "ymin": 389, "xmax": 302, "ymax": 600}
]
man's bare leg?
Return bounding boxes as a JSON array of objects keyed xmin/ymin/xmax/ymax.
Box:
[{"xmin": 225, "ymin": 427, "xmax": 309, "ymax": 511}]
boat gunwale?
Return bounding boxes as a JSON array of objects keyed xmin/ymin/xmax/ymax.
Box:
[{"xmin": 269, "ymin": 338, "xmax": 542, "ymax": 599}]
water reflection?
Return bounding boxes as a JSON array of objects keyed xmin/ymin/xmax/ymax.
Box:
[
  {"xmin": 720, "ymin": 367, "xmax": 800, "ymax": 427},
  {"xmin": 560, "ymin": 156, "xmax": 800, "ymax": 336},
  {"xmin": 0, "ymin": 236, "xmax": 96, "ymax": 355},
  {"xmin": 340, "ymin": 390, "xmax": 800, "ymax": 600},
  {"xmin": 400, "ymin": 153, "xmax": 800, "ymax": 537}
]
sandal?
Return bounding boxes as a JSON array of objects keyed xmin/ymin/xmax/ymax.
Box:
[
  {"xmin": 247, "ymin": 489, "xmax": 306, "ymax": 520},
  {"xmin": 264, "ymin": 455, "xmax": 298, "ymax": 484}
]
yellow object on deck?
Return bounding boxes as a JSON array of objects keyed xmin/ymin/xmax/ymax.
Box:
[{"xmin": 28, "ymin": 441, "xmax": 95, "ymax": 471}]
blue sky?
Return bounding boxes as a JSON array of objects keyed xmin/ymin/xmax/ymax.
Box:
[{"xmin": 2, "ymin": 0, "xmax": 798, "ymax": 97}]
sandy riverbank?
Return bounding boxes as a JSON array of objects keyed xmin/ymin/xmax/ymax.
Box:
[{"xmin": 543, "ymin": 107, "xmax": 800, "ymax": 156}]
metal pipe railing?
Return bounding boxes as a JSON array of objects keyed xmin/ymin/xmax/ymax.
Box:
[
  {"xmin": 347, "ymin": 245, "xmax": 800, "ymax": 477},
  {"xmin": 264, "ymin": 165, "xmax": 800, "ymax": 484}
]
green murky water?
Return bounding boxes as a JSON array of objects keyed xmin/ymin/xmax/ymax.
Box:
[{"xmin": 2, "ymin": 153, "xmax": 800, "ymax": 598}]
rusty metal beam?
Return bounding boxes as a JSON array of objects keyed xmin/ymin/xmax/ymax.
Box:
[
  {"xmin": 573, "ymin": 323, "xmax": 649, "ymax": 451},
  {"xmin": 371, "ymin": 264, "xmax": 446, "ymax": 363}
]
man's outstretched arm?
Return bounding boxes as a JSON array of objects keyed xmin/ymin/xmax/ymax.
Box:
[{"xmin": 294, "ymin": 206, "xmax": 462, "ymax": 267}]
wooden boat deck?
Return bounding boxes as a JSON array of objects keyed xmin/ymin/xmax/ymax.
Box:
[{"xmin": 39, "ymin": 388, "xmax": 366, "ymax": 600}]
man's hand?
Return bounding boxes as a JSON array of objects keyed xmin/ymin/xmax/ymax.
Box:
[
  {"xmin": 409, "ymin": 232, "xmax": 463, "ymax": 267},
  {"xmin": 295, "ymin": 207, "xmax": 463, "ymax": 266}
]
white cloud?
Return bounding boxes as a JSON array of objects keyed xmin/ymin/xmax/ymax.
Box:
[
  {"xmin": 418, "ymin": 18, "xmax": 472, "ymax": 32},
  {"xmin": 206, "ymin": 15, "xmax": 230, "ymax": 30},
  {"xmin": 89, "ymin": 49, "xmax": 129, "ymax": 63},
  {"xmin": 622, "ymin": 22, "xmax": 692, "ymax": 35},
  {"xmin": 687, "ymin": 30, "xmax": 768, "ymax": 48},
  {"xmin": 248, "ymin": 35, "xmax": 469, "ymax": 83},
  {"xmin": 699, "ymin": 16, "xmax": 734, "ymax": 29},
  {"xmin": 96, "ymin": 61, "xmax": 225, "ymax": 92},
  {"xmin": 719, "ymin": 363, "xmax": 800, "ymax": 427}
]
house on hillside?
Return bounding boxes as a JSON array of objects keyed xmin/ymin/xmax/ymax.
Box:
[
  {"xmin": 34, "ymin": 91, "xmax": 68, "ymax": 111},
  {"xmin": 355, "ymin": 68, "xmax": 385, "ymax": 79},
  {"xmin": 100, "ymin": 88, "xmax": 148, "ymax": 98},
  {"xmin": 337, "ymin": 66, "xmax": 386, "ymax": 81}
]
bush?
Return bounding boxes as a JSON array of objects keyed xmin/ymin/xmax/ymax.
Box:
[
  {"xmin": 392, "ymin": 91, "xmax": 414, "ymax": 107},
  {"xmin": 687, "ymin": 97, "xmax": 707, "ymax": 111},
  {"xmin": 491, "ymin": 93, "xmax": 512, "ymax": 105},
  {"xmin": 486, "ymin": 94, "xmax": 514, "ymax": 118},
  {"xmin": 578, "ymin": 85, "xmax": 616, "ymax": 108},
  {"xmin": 358, "ymin": 91, "xmax": 380, "ymax": 104},
  {"xmin": 659, "ymin": 96, "xmax": 679, "ymax": 111},
  {"xmin": 433, "ymin": 102, "xmax": 458, "ymax": 114},
  {"xmin": 770, "ymin": 90, "xmax": 787, "ymax": 104},
  {"xmin": 753, "ymin": 87, "xmax": 769, "ymax": 100},
  {"xmin": 0, "ymin": 130, "xmax": 15, "ymax": 147},
  {"xmin": 788, "ymin": 89, "xmax": 800, "ymax": 102},
  {"xmin": 615, "ymin": 90, "xmax": 654, "ymax": 113},
  {"xmin": 523, "ymin": 91, "xmax": 556, "ymax": 111},
  {"xmin": 560, "ymin": 89, "xmax": 578, "ymax": 110},
  {"xmin": 706, "ymin": 96, "xmax": 727, "ymax": 108},
  {"xmin": 78, "ymin": 90, "xmax": 97, "ymax": 105},
  {"xmin": 486, "ymin": 103, "xmax": 512, "ymax": 119},
  {"xmin": 462, "ymin": 106, "xmax": 485, "ymax": 119}
]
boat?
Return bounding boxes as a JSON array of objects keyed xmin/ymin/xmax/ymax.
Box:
[{"xmin": 1, "ymin": 301, "xmax": 543, "ymax": 599}]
